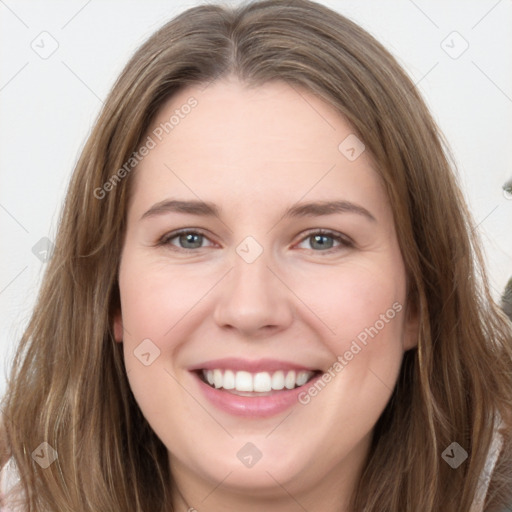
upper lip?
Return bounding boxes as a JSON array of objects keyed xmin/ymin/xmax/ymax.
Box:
[{"xmin": 188, "ymin": 357, "xmax": 319, "ymax": 373}]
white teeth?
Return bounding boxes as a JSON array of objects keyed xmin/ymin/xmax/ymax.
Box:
[
  {"xmin": 235, "ymin": 371, "xmax": 253, "ymax": 392},
  {"xmin": 202, "ymin": 369, "xmax": 316, "ymax": 392},
  {"xmin": 296, "ymin": 371, "xmax": 310, "ymax": 387},
  {"xmin": 213, "ymin": 369, "xmax": 223, "ymax": 389},
  {"xmin": 223, "ymin": 369, "xmax": 235, "ymax": 390},
  {"xmin": 253, "ymin": 372, "xmax": 272, "ymax": 392},
  {"xmin": 285, "ymin": 371, "xmax": 296, "ymax": 389},
  {"xmin": 271, "ymin": 370, "xmax": 285, "ymax": 390}
]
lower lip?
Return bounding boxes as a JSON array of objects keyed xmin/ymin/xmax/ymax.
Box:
[{"xmin": 192, "ymin": 371, "xmax": 322, "ymax": 417}]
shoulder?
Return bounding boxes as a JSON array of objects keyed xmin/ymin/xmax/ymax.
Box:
[{"xmin": 471, "ymin": 413, "xmax": 508, "ymax": 512}]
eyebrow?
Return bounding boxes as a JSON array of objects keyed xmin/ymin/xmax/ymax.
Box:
[{"xmin": 140, "ymin": 199, "xmax": 376, "ymax": 222}]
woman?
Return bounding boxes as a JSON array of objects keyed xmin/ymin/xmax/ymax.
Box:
[{"xmin": 1, "ymin": 1, "xmax": 511, "ymax": 510}]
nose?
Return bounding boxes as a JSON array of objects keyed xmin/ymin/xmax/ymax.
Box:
[{"xmin": 212, "ymin": 249, "xmax": 294, "ymax": 338}]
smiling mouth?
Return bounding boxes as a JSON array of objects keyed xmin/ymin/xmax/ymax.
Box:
[{"xmin": 195, "ymin": 368, "xmax": 322, "ymax": 396}]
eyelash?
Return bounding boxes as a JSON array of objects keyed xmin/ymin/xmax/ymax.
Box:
[{"xmin": 156, "ymin": 228, "xmax": 354, "ymax": 254}]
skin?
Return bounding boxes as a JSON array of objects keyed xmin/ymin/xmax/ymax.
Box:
[{"xmin": 114, "ymin": 76, "xmax": 418, "ymax": 512}]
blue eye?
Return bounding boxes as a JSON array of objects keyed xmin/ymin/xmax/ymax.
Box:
[
  {"xmin": 159, "ymin": 230, "xmax": 212, "ymax": 250},
  {"xmin": 297, "ymin": 230, "xmax": 352, "ymax": 252},
  {"xmin": 157, "ymin": 229, "xmax": 352, "ymax": 253}
]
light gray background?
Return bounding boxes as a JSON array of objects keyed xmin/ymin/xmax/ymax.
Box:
[{"xmin": 1, "ymin": 0, "xmax": 511, "ymax": 398}]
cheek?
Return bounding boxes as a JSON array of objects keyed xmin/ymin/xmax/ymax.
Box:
[
  {"xmin": 289, "ymin": 257, "xmax": 407, "ymax": 375},
  {"xmin": 117, "ymin": 255, "xmax": 224, "ymax": 412},
  {"xmin": 117, "ymin": 257, "xmax": 189, "ymax": 394},
  {"xmin": 300, "ymin": 261, "xmax": 405, "ymax": 333},
  {"xmin": 290, "ymin": 261, "xmax": 407, "ymax": 436},
  {"xmin": 118, "ymin": 267, "xmax": 199, "ymax": 434},
  {"xmin": 118, "ymin": 255, "xmax": 213, "ymax": 345}
]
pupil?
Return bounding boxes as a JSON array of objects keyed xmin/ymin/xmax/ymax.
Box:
[
  {"xmin": 180, "ymin": 233, "xmax": 202, "ymax": 249},
  {"xmin": 311, "ymin": 234, "xmax": 333, "ymax": 250},
  {"xmin": 177, "ymin": 234, "xmax": 334, "ymax": 250}
]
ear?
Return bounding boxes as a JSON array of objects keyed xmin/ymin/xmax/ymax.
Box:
[
  {"xmin": 402, "ymin": 301, "xmax": 419, "ymax": 351},
  {"xmin": 113, "ymin": 310, "xmax": 124, "ymax": 343}
]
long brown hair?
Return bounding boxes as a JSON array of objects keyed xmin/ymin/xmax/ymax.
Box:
[{"xmin": 2, "ymin": 1, "xmax": 511, "ymax": 510}]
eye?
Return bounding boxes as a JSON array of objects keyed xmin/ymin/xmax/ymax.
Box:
[
  {"xmin": 296, "ymin": 229, "xmax": 353, "ymax": 253},
  {"xmin": 157, "ymin": 229, "xmax": 215, "ymax": 251},
  {"xmin": 156, "ymin": 228, "xmax": 353, "ymax": 253}
]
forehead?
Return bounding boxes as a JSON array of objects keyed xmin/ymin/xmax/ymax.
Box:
[{"xmin": 129, "ymin": 77, "xmax": 386, "ymax": 219}]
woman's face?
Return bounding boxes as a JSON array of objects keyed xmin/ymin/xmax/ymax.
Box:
[{"xmin": 114, "ymin": 77, "xmax": 418, "ymax": 508}]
